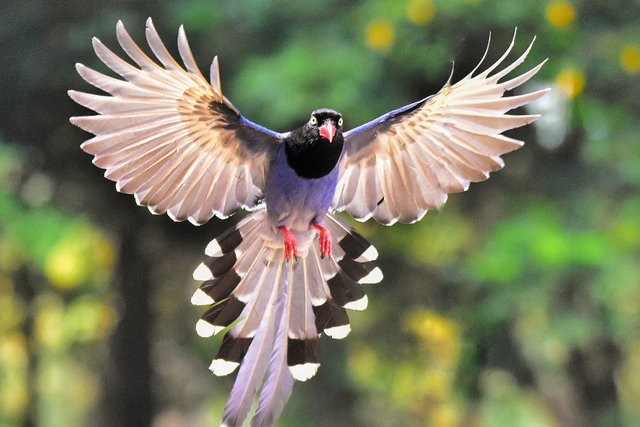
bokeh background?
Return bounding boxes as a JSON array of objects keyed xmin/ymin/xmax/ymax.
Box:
[{"xmin": 1, "ymin": 0, "xmax": 639, "ymax": 426}]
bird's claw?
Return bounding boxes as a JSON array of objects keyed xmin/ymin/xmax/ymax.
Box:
[
  {"xmin": 313, "ymin": 224, "xmax": 332, "ymax": 259},
  {"xmin": 278, "ymin": 226, "xmax": 298, "ymax": 261}
]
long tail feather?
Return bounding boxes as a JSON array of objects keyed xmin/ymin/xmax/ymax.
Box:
[
  {"xmin": 221, "ymin": 250, "xmax": 283, "ymax": 427},
  {"xmin": 251, "ymin": 263, "xmax": 296, "ymax": 427},
  {"xmin": 192, "ymin": 209, "xmax": 381, "ymax": 426}
]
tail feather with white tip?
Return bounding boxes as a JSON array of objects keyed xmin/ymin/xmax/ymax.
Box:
[{"xmin": 191, "ymin": 208, "xmax": 382, "ymax": 426}]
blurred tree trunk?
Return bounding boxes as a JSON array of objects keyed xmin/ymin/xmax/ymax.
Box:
[
  {"xmin": 568, "ymin": 338, "xmax": 622, "ymax": 427},
  {"xmin": 14, "ymin": 267, "xmax": 36, "ymax": 427},
  {"xmin": 98, "ymin": 221, "xmax": 154, "ymax": 427}
]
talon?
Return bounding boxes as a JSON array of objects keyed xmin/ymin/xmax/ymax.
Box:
[
  {"xmin": 312, "ymin": 224, "xmax": 332, "ymax": 258},
  {"xmin": 278, "ymin": 226, "xmax": 298, "ymax": 261}
]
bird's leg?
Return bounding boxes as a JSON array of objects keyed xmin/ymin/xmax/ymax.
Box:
[
  {"xmin": 312, "ymin": 224, "xmax": 332, "ymax": 259},
  {"xmin": 278, "ymin": 226, "xmax": 298, "ymax": 261}
]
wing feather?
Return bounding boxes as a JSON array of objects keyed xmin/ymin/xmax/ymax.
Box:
[
  {"xmin": 177, "ymin": 25, "xmax": 207, "ymax": 81},
  {"xmin": 75, "ymin": 63, "xmax": 164, "ymax": 99},
  {"xmin": 70, "ymin": 18, "xmax": 282, "ymax": 225},
  {"xmin": 335, "ymin": 34, "xmax": 548, "ymax": 224},
  {"xmin": 115, "ymin": 20, "xmax": 161, "ymax": 72},
  {"xmin": 145, "ymin": 18, "xmax": 187, "ymax": 73}
]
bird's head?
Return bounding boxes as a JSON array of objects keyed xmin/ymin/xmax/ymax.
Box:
[
  {"xmin": 307, "ymin": 109, "xmax": 343, "ymax": 143},
  {"xmin": 285, "ymin": 108, "xmax": 344, "ymax": 178}
]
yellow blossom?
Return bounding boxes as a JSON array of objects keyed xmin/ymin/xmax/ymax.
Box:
[
  {"xmin": 366, "ymin": 19, "xmax": 395, "ymax": 52},
  {"xmin": 430, "ymin": 403, "xmax": 461, "ymax": 427},
  {"xmin": 620, "ymin": 43, "xmax": 640, "ymax": 74},
  {"xmin": 44, "ymin": 227, "xmax": 115, "ymax": 290},
  {"xmin": 545, "ymin": 0, "xmax": 576, "ymax": 29},
  {"xmin": 0, "ymin": 333, "xmax": 27, "ymax": 367},
  {"xmin": 407, "ymin": 0, "xmax": 435, "ymax": 25},
  {"xmin": 406, "ymin": 310, "xmax": 458, "ymax": 345},
  {"xmin": 0, "ymin": 333, "xmax": 28, "ymax": 417},
  {"xmin": 556, "ymin": 67, "xmax": 585, "ymax": 99},
  {"xmin": 64, "ymin": 296, "xmax": 115, "ymax": 342},
  {"xmin": 45, "ymin": 239, "xmax": 89, "ymax": 290},
  {"xmin": 405, "ymin": 309, "xmax": 461, "ymax": 364},
  {"xmin": 35, "ymin": 295, "xmax": 66, "ymax": 348},
  {"xmin": 0, "ymin": 334, "xmax": 29, "ymax": 415},
  {"xmin": 348, "ymin": 344, "xmax": 379, "ymax": 382}
]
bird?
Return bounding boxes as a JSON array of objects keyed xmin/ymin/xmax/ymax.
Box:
[{"xmin": 69, "ymin": 18, "xmax": 548, "ymax": 427}]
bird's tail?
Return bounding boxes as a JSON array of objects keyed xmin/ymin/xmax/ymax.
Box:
[{"xmin": 191, "ymin": 208, "xmax": 382, "ymax": 426}]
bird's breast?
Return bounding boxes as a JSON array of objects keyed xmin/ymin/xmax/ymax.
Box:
[
  {"xmin": 264, "ymin": 147, "xmax": 340, "ymax": 233},
  {"xmin": 283, "ymin": 133, "xmax": 344, "ymax": 179}
]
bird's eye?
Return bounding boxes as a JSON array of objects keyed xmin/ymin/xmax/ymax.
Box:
[
  {"xmin": 338, "ymin": 117, "xmax": 343, "ymax": 127},
  {"xmin": 310, "ymin": 115, "xmax": 318, "ymax": 125}
]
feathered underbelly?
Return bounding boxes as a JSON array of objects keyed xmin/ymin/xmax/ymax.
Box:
[{"xmin": 264, "ymin": 161, "xmax": 339, "ymax": 234}]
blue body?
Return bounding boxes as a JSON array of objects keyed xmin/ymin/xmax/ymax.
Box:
[{"xmin": 264, "ymin": 143, "xmax": 340, "ymax": 233}]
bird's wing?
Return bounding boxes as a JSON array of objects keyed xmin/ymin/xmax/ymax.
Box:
[
  {"xmin": 69, "ymin": 18, "xmax": 283, "ymax": 225},
  {"xmin": 333, "ymin": 33, "xmax": 549, "ymax": 225}
]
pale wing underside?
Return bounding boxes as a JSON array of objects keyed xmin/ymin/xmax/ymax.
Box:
[
  {"xmin": 69, "ymin": 18, "xmax": 280, "ymax": 225},
  {"xmin": 334, "ymin": 33, "xmax": 549, "ymax": 225}
]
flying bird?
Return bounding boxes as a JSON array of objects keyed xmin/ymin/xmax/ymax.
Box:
[{"xmin": 69, "ymin": 18, "xmax": 548, "ymax": 427}]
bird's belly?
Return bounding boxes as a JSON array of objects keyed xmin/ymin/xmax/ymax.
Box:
[{"xmin": 265, "ymin": 164, "xmax": 338, "ymax": 234}]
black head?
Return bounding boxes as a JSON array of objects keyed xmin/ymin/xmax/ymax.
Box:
[
  {"xmin": 306, "ymin": 108, "xmax": 343, "ymax": 143},
  {"xmin": 285, "ymin": 108, "xmax": 344, "ymax": 179}
]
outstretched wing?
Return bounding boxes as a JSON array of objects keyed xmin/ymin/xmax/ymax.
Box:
[
  {"xmin": 333, "ymin": 33, "xmax": 549, "ymax": 225},
  {"xmin": 69, "ymin": 18, "xmax": 283, "ymax": 225}
]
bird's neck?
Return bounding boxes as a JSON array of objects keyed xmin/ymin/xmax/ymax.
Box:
[{"xmin": 284, "ymin": 133, "xmax": 344, "ymax": 179}]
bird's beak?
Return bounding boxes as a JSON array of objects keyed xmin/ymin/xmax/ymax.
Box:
[{"xmin": 319, "ymin": 120, "xmax": 336, "ymax": 143}]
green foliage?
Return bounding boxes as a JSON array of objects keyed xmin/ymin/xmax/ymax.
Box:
[
  {"xmin": 0, "ymin": 141, "xmax": 115, "ymax": 427},
  {"xmin": 232, "ymin": 38, "xmax": 380, "ymax": 129}
]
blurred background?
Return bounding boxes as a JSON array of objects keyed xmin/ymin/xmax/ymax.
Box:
[{"xmin": 1, "ymin": 0, "xmax": 639, "ymax": 426}]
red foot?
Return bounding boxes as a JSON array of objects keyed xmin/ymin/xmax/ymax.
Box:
[
  {"xmin": 278, "ymin": 226, "xmax": 298, "ymax": 261},
  {"xmin": 312, "ymin": 224, "xmax": 332, "ymax": 259}
]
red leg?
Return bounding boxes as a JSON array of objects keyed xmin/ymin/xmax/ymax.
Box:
[
  {"xmin": 312, "ymin": 224, "xmax": 332, "ymax": 258},
  {"xmin": 278, "ymin": 226, "xmax": 298, "ymax": 261}
]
